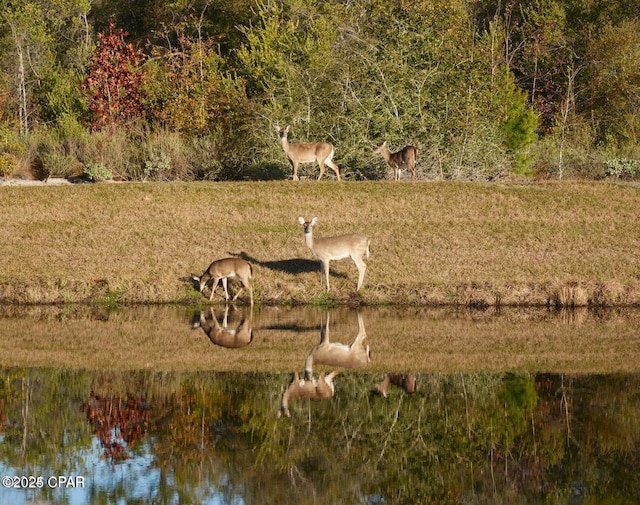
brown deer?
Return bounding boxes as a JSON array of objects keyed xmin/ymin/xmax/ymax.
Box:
[
  {"xmin": 275, "ymin": 125, "xmax": 341, "ymax": 181},
  {"xmin": 374, "ymin": 373, "xmax": 418, "ymax": 398},
  {"xmin": 192, "ymin": 258, "xmax": 253, "ymax": 305},
  {"xmin": 278, "ymin": 371, "xmax": 338, "ymax": 418},
  {"xmin": 298, "ymin": 216, "xmax": 370, "ymax": 292},
  {"xmin": 304, "ymin": 312, "xmax": 371, "ymax": 379},
  {"xmin": 374, "ymin": 141, "xmax": 418, "ymax": 181},
  {"xmin": 192, "ymin": 307, "xmax": 253, "ymax": 348}
]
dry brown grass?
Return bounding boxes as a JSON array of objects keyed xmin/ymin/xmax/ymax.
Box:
[{"xmin": 0, "ymin": 180, "xmax": 639, "ymax": 307}]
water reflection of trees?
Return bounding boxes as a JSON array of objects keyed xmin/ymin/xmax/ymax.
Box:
[
  {"xmin": 81, "ymin": 391, "xmax": 150, "ymax": 464},
  {"xmin": 0, "ymin": 369, "xmax": 639, "ymax": 503}
]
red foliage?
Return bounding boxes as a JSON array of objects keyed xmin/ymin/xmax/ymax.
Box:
[
  {"xmin": 81, "ymin": 390, "xmax": 150, "ymax": 464},
  {"xmin": 82, "ymin": 21, "xmax": 146, "ymax": 130}
]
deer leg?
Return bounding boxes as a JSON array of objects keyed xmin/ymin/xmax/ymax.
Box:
[
  {"xmin": 317, "ymin": 161, "xmax": 326, "ymax": 181},
  {"xmin": 242, "ymin": 275, "xmax": 254, "ymax": 305},
  {"xmin": 232, "ymin": 275, "xmax": 250, "ymax": 303},
  {"xmin": 375, "ymin": 375, "xmax": 391, "ymax": 398},
  {"xmin": 231, "ymin": 286, "xmax": 244, "ymax": 301},
  {"xmin": 291, "ymin": 160, "xmax": 299, "ymax": 181},
  {"xmin": 353, "ymin": 257, "xmax": 367, "ymax": 291},
  {"xmin": 209, "ymin": 277, "xmax": 219, "ymax": 301},
  {"xmin": 318, "ymin": 261, "xmax": 325, "ymax": 288},
  {"xmin": 221, "ymin": 277, "xmax": 231, "ymax": 302},
  {"xmin": 323, "ymin": 260, "xmax": 331, "ymax": 291},
  {"xmin": 326, "ymin": 159, "xmax": 341, "ymax": 181},
  {"xmin": 246, "ymin": 283, "xmax": 254, "ymax": 306}
]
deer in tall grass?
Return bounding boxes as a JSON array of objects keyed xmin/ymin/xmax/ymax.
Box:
[
  {"xmin": 298, "ymin": 216, "xmax": 370, "ymax": 292},
  {"xmin": 192, "ymin": 258, "xmax": 253, "ymax": 305},
  {"xmin": 275, "ymin": 125, "xmax": 341, "ymax": 181},
  {"xmin": 374, "ymin": 141, "xmax": 418, "ymax": 181}
]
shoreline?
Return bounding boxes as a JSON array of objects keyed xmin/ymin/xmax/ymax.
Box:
[
  {"xmin": 1, "ymin": 280, "xmax": 638, "ymax": 308},
  {"xmin": 1, "ymin": 180, "xmax": 639, "ymax": 309}
]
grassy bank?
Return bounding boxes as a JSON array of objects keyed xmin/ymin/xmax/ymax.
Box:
[{"xmin": 0, "ymin": 180, "xmax": 639, "ymax": 307}]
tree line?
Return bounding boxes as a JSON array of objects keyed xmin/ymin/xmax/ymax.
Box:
[{"xmin": 0, "ymin": 0, "xmax": 638, "ymax": 182}]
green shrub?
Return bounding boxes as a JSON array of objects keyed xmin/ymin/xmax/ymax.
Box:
[
  {"xmin": 603, "ymin": 158, "xmax": 640, "ymax": 178},
  {"xmin": 84, "ymin": 162, "xmax": 112, "ymax": 182},
  {"xmin": 188, "ymin": 136, "xmax": 224, "ymax": 180}
]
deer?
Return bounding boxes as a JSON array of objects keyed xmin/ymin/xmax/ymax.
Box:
[
  {"xmin": 278, "ymin": 371, "xmax": 338, "ymax": 418},
  {"xmin": 304, "ymin": 312, "xmax": 371, "ymax": 379},
  {"xmin": 275, "ymin": 125, "xmax": 341, "ymax": 181},
  {"xmin": 192, "ymin": 306, "xmax": 253, "ymax": 348},
  {"xmin": 192, "ymin": 258, "xmax": 253, "ymax": 305},
  {"xmin": 374, "ymin": 373, "xmax": 418, "ymax": 398},
  {"xmin": 374, "ymin": 141, "xmax": 418, "ymax": 181},
  {"xmin": 298, "ymin": 216, "xmax": 370, "ymax": 292}
]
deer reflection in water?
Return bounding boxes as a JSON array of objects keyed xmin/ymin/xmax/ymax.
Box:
[
  {"xmin": 304, "ymin": 311, "xmax": 370, "ymax": 379},
  {"xmin": 278, "ymin": 371, "xmax": 338, "ymax": 418},
  {"xmin": 279, "ymin": 311, "xmax": 371, "ymax": 418},
  {"xmin": 374, "ymin": 373, "xmax": 418, "ymax": 398},
  {"xmin": 192, "ymin": 306, "xmax": 253, "ymax": 348}
]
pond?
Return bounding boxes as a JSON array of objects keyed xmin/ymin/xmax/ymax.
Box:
[{"xmin": 0, "ymin": 305, "xmax": 639, "ymax": 504}]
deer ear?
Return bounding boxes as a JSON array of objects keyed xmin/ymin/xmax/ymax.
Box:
[
  {"xmin": 311, "ymin": 217, "xmax": 319, "ymax": 226},
  {"xmin": 285, "ymin": 125, "xmax": 290, "ymax": 132},
  {"xmin": 298, "ymin": 216, "xmax": 305, "ymax": 224},
  {"xmin": 382, "ymin": 141, "xmax": 387, "ymax": 146},
  {"xmin": 274, "ymin": 124, "xmax": 280, "ymax": 132}
]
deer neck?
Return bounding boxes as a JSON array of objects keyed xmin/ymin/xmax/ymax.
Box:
[
  {"xmin": 280, "ymin": 136, "xmax": 290, "ymax": 155},
  {"xmin": 303, "ymin": 230, "xmax": 314, "ymax": 251},
  {"xmin": 379, "ymin": 145, "xmax": 392, "ymax": 163},
  {"xmin": 199, "ymin": 273, "xmax": 211, "ymax": 292}
]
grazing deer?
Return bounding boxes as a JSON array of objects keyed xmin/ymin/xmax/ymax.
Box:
[
  {"xmin": 192, "ymin": 306, "xmax": 253, "ymax": 348},
  {"xmin": 192, "ymin": 258, "xmax": 253, "ymax": 305},
  {"xmin": 298, "ymin": 216, "xmax": 370, "ymax": 292},
  {"xmin": 278, "ymin": 371, "xmax": 338, "ymax": 418},
  {"xmin": 374, "ymin": 141, "xmax": 418, "ymax": 181},
  {"xmin": 304, "ymin": 312, "xmax": 370, "ymax": 379},
  {"xmin": 374, "ymin": 373, "xmax": 418, "ymax": 398},
  {"xmin": 275, "ymin": 125, "xmax": 341, "ymax": 181}
]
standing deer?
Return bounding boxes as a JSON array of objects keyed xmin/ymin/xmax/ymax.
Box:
[
  {"xmin": 374, "ymin": 141, "xmax": 418, "ymax": 181},
  {"xmin": 192, "ymin": 258, "xmax": 253, "ymax": 305},
  {"xmin": 304, "ymin": 312, "xmax": 371, "ymax": 379},
  {"xmin": 275, "ymin": 125, "xmax": 341, "ymax": 181},
  {"xmin": 298, "ymin": 216, "xmax": 370, "ymax": 292},
  {"xmin": 192, "ymin": 306, "xmax": 253, "ymax": 348}
]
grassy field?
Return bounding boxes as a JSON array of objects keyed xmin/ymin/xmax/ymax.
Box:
[{"xmin": 0, "ymin": 179, "xmax": 639, "ymax": 307}]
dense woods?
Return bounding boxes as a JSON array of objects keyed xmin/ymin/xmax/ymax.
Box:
[{"xmin": 0, "ymin": 0, "xmax": 639, "ymax": 182}]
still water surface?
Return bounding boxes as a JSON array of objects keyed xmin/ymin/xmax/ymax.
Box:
[{"xmin": 0, "ymin": 305, "xmax": 639, "ymax": 504}]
